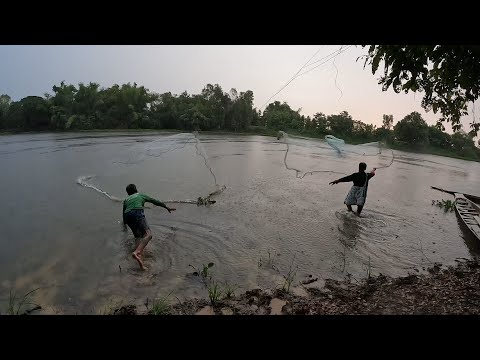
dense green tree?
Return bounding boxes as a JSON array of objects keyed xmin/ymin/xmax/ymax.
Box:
[
  {"xmin": 328, "ymin": 111, "xmax": 354, "ymax": 138},
  {"xmin": 363, "ymin": 45, "xmax": 480, "ymax": 134},
  {"xmin": 263, "ymin": 101, "xmax": 303, "ymax": 130},
  {"xmin": 428, "ymin": 125, "xmax": 452, "ymax": 148},
  {"xmin": 0, "ymin": 94, "xmax": 11, "ymax": 129},
  {"xmin": 5, "ymin": 96, "xmax": 50, "ymax": 130},
  {"xmin": 394, "ymin": 111, "xmax": 429, "ymax": 146}
]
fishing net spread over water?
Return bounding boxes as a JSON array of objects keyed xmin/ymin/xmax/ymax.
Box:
[
  {"xmin": 77, "ymin": 130, "xmax": 393, "ymax": 207},
  {"xmin": 112, "ymin": 133, "xmax": 195, "ymax": 165},
  {"xmin": 279, "ymin": 132, "xmax": 394, "ymax": 179},
  {"xmin": 77, "ymin": 132, "xmax": 225, "ymax": 206}
]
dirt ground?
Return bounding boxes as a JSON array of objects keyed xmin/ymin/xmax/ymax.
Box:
[{"xmin": 109, "ymin": 259, "xmax": 480, "ymax": 315}]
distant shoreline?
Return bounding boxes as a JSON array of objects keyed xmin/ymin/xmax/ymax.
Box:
[
  {"xmin": 387, "ymin": 142, "xmax": 480, "ymax": 163},
  {"xmin": 2, "ymin": 128, "xmax": 479, "ymax": 163}
]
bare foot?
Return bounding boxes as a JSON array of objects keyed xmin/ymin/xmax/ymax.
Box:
[
  {"xmin": 355, "ymin": 212, "xmax": 361, "ymax": 217},
  {"xmin": 132, "ymin": 252, "xmax": 147, "ymax": 271}
]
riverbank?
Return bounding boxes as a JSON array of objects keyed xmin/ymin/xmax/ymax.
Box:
[
  {"xmin": 2, "ymin": 128, "xmax": 478, "ymax": 162},
  {"xmin": 106, "ymin": 259, "xmax": 480, "ymax": 315},
  {"xmin": 388, "ymin": 142, "xmax": 480, "ymax": 163}
]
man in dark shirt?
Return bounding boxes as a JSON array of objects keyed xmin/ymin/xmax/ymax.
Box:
[{"xmin": 329, "ymin": 162, "xmax": 376, "ymax": 216}]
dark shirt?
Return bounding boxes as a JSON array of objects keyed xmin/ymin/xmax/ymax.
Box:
[{"xmin": 337, "ymin": 171, "xmax": 375, "ymax": 187}]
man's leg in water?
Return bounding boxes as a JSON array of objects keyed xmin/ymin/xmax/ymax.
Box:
[
  {"xmin": 356, "ymin": 205, "xmax": 364, "ymax": 216},
  {"xmin": 132, "ymin": 229, "xmax": 152, "ymax": 271},
  {"xmin": 346, "ymin": 204, "xmax": 353, "ymax": 212}
]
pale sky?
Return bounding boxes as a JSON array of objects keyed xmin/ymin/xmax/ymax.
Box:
[{"xmin": 0, "ymin": 45, "xmax": 477, "ymax": 134}]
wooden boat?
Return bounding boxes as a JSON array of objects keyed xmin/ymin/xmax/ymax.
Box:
[{"xmin": 454, "ymin": 193, "xmax": 480, "ymax": 241}]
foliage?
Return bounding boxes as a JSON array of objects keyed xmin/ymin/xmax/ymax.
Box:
[
  {"xmin": 149, "ymin": 292, "xmax": 173, "ymax": 315},
  {"xmin": 394, "ymin": 111, "xmax": 429, "ymax": 146},
  {"xmin": 432, "ymin": 199, "xmax": 455, "ymax": 212},
  {"xmin": 362, "ymin": 45, "xmax": 480, "ymax": 135}
]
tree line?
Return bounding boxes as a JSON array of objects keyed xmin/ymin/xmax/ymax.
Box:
[
  {"xmin": 0, "ymin": 82, "xmax": 259, "ymax": 132},
  {"xmin": 0, "ymin": 81, "xmax": 479, "ymax": 160}
]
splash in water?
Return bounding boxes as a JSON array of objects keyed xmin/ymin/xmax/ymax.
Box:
[{"xmin": 76, "ymin": 175, "xmax": 124, "ymax": 202}]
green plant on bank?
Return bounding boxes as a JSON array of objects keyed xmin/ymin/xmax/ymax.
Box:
[
  {"xmin": 189, "ymin": 262, "xmax": 215, "ymax": 281},
  {"xmin": 149, "ymin": 291, "xmax": 173, "ymax": 315},
  {"xmin": 7, "ymin": 288, "xmax": 40, "ymax": 315},
  {"xmin": 432, "ymin": 199, "xmax": 455, "ymax": 212},
  {"xmin": 207, "ymin": 281, "xmax": 223, "ymax": 305},
  {"xmin": 99, "ymin": 297, "xmax": 126, "ymax": 315},
  {"xmin": 280, "ymin": 254, "xmax": 297, "ymax": 293},
  {"xmin": 282, "ymin": 270, "xmax": 296, "ymax": 293},
  {"xmin": 188, "ymin": 262, "xmax": 241, "ymax": 304},
  {"xmin": 258, "ymin": 251, "xmax": 298, "ymax": 293},
  {"xmin": 202, "ymin": 263, "xmax": 214, "ymax": 278},
  {"xmin": 258, "ymin": 249, "xmax": 280, "ymax": 269},
  {"xmin": 223, "ymin": 281, "xmax": 239, "ymax": 299},
  {"xmin": 267, "ymin": 249, "xmax": 277, "ymax": 266}
]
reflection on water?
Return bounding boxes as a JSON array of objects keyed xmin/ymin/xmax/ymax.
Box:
[{"xmin": 0, "ymin": 131, "xmax": 480, "ymax": 313}]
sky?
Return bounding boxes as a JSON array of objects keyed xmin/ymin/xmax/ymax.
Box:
[{"xmin": 0, "ymin": 45, "xmax": 477, "ymax": 134}]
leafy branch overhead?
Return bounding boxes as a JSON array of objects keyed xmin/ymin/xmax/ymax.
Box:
[{"xmin": 362, "ymin": 45, "xmax": 480, "ymax": 135}]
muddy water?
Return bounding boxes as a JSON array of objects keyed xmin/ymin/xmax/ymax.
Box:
[{"xmin": 1, "ymin": 131, "xmax": 479, "ymax": 314}]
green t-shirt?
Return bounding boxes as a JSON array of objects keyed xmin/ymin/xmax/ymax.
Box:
[{"xmin": 123, "ymin": 193, "xmax": 167, "ymax": 213}]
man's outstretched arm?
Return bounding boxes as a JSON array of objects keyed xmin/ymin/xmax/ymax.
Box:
[
  {"xmin": 143, "ymin": 194, "xmax": 176, "ymax": 212},
  {"xmin": 329, "ymin": 174, "xmax": 353, "ymax": 185}
]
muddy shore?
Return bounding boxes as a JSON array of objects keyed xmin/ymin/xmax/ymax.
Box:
[{"xmin": 109, "ymin": 259, "xmax": 480, "ymax": 315}]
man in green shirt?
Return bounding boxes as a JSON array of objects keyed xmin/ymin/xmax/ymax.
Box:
[{"xmin": 123, "ymin": 184, "xmax": 176, "ymax": 271}]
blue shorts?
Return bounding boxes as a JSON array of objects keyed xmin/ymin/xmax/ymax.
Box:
[{"xmin": 124, "ymin": 209, "xmax": 150, "ymax": 238}]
